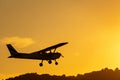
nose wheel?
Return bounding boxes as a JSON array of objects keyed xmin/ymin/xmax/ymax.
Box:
[
  {"xmin": 55, "ymin": 60, "xmax": 58, "ymax": 65},
  {"xmin": 55, "ymin": 62, "xmax": 58, "ymax": 65}
]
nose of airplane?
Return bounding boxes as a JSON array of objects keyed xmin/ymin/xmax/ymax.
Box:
[
  {"xmin": 60, "ymin": 54, "xmax": 64, "ymax": 58},
  {"xmin": 56, "ymin": 52, "xmax": 64, "ymax": 58},
  {"xmin": 58, "ymin": 53, "xmax": 64, "ymax": 58}
]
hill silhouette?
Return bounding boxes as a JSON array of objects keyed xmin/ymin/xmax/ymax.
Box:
[{"xmin": 6, "ymin": 68, "xmax": 120, "ymax": 80}]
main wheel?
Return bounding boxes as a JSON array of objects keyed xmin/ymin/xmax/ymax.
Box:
[
  {"xmin": 48, "ymin": 60, "xmax": 52, "ymax": 64},
  {"xmin": 39, "ymin": 63, "xmax": 43, "ymax": 67},
  {"xmin": 55, "ymin": 62, "xmax": 58, "ymax": 65}
]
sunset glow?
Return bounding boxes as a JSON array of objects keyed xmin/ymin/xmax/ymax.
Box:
[{"xmin": 1, "ymin": 0, "xmax": 120, "ymax": 79}]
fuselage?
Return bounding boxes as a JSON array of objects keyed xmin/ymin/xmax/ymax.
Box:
[
  {"xmin": 6, "ymin": 43, "xmax": 68, "ymax": 66},
  {"xmin": 9, "ymin": 52, "xmax": 61, "ymax": 60}
]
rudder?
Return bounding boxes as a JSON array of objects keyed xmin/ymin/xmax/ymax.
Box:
[{"xmin": 6, "ymin": 44, "xmax": 19, "ymax": 57}]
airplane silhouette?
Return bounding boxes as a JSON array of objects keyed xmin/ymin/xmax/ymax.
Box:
[{"xmin": 6, "ymin": 42, "xmax": 68, "ymax": 67}]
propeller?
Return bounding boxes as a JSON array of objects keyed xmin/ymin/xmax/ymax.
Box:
[{"xmin": 61, "ymin": 54, "xmax": 64, "ymax": 58}]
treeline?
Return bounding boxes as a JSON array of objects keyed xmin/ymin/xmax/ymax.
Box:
[{"xmin": 6, "ymin": 68, "xmax": 120, "ymax": 80}]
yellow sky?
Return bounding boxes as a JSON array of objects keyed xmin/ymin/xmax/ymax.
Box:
[{"xmin": 1, "ymin": 0, "xmax": 120, "ymax": 78}]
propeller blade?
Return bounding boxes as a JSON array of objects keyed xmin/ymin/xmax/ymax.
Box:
[{"xmin": 61, "ymin": 55, "xmax": 64, "ymax": 58}]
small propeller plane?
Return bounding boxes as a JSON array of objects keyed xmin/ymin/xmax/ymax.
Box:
[{"xmin": 6, "ymin": 42, "xmax": 68, "ymax": 67}]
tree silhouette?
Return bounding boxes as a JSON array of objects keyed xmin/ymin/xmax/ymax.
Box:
[{"xmin": 6, "ymin": 68, "xmax": 120, "ymax": 80}]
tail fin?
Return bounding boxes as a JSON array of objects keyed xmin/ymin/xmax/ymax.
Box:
[{"xmin": 6, "ymin": 44, "xmax": 19, "ymax": 58}]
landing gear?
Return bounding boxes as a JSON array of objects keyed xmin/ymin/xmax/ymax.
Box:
[
  {"xmin": 48, "ymin": 60, "xmax": 52, "ymax": 64},
  {"xmin": 39, "ymin": 63, "xmax": 43, "ymax": 67},
  {"xmin": 39, "ymin": 60, "xmax": 59, "ymax": 66},
  {"xmin": 55, "ymin": 60, "xmax": 58, "ymax": 65},
  {"xmin": 55, "ymin": 62, "xmax": 58, "ymax": 65},
  {"xmin": 39, "ymin": 60, "xmax": 43, "ymax": 67}
]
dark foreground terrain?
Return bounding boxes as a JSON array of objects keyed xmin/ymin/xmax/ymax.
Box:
[{"xmin": 6, "ymin": 68, "xmax": 120, "ymax": 80}]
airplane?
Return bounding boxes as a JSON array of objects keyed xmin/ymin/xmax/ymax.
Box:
[{"xmin": 6, "ymin": 42, "xmax": 68, "ymax": 67}]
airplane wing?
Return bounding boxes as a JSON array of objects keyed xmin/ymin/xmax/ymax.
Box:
[{"xmin": 32, "ymin": 42, "xmax": 68, "ymax": 53}]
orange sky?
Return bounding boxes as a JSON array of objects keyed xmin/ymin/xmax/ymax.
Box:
[{"xmin": 1, "ymin": 0, "xmax": 120, "ymax": 79}]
